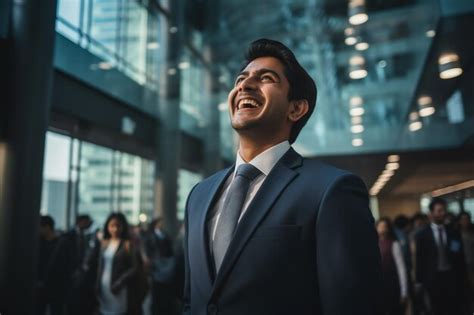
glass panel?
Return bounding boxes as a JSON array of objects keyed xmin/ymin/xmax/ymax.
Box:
[
  {"xmin": 56, "ymin": 0, "xmax": 81, "ymax": 42},
  {"xmin": 112, "ymin": 151, "xmax": 155, "ymax": 225},
  {"xmin": 120, "ymin": 1, "xmax": 148, "ymax": 85},
  {"xmin": 78, "ymin": 141, "xmax": 114, "ymax": 229},
  {"xmin": 41, "ymin": 132, "xmax": 72, "ymax": 231},
  {"xmin": 180, "ymin": 51, "xmax": 207, "ymax": 137},
  {"xmin": 177, "ymin": 169, "xmax": 202, "ymax": 220}
]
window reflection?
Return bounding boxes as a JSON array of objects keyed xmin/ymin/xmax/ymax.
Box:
[{"xmin": 41, "ymin": 131, "xmax": 155, "ymax": 231}]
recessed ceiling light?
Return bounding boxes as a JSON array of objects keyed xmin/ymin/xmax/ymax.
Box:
[
  {"xmin": 355, "ymin": 42, "xmax": 369, "ymax": 51},
  {"xmin": 352, "ymin": 138, "xmax": 363, "ymax": 146},
  {"xmin": 350, "ymin": 107, "xmax": 365, "ymax": 116},
  {"xmin": 351, "ymin": 124, "xmax": 364, "ymax": 133},
  {"xmin": 438, "ymin": 53, "xmax": 463, "ymax": 79}
]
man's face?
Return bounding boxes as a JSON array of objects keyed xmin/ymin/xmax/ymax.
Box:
[
  {"xmin": 228, "ymin": 57, "xmax": 292, "ymax": 136},
  {"xmin": 431, "ymin": 203, "xmax": 447, "ymax": 225}
]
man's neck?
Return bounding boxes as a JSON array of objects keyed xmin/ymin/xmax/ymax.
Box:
[{"xmin": 238, "ymin": 135, "xmax": 289, "ymax": 162}]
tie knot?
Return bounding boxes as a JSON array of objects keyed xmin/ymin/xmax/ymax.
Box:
[{"xmin": 236, "ymin": 163, "xmax": 261, "ymax": 181}]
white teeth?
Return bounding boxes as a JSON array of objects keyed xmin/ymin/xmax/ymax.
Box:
[{"xmin": 237, "ymin": 98, "xmax": 260, "ymax": 109}]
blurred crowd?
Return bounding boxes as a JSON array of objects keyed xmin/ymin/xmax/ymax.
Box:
[
  {"xmin": 36, "ymin": 197, "xmax": 474, "ymax": 315},
  {"xmin": 36, "ymin": 213, "xmax": 184, "ymax": 315},
  {"xmin": 376, "ymin": 198, "xmax": 474, "ymax": 315}
]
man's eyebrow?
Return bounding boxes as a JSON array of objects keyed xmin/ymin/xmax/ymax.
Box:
[{"xmin": 236, "ymin": 68, "xmax": 281, "ymax": 80}]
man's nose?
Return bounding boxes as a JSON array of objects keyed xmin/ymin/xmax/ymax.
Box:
[{"xmin": 238, "ymin": 76, "xmax": 257, "ymax": 91}]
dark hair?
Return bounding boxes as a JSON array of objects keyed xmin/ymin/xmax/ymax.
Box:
[
  {"xmin": 429, "ymin": 198, "xmax": 447, "ymax": 212},
  {"xmin": 242, "ymin": 38, "xmax": 317, "ymax": 143},
  {"xmin": 103, "ymin": 212, "xmax": 130, "ymax": 240},
  {"xmin": 149, "ymin": 217, "xmax": 162, "ymax": 231},
  {"xmin": 458, "ymin": 211, "xmax": 471, "ymax": 220},
  {"xmin": 76, "ymin": 214, "xmax": 92, "ymax": 223},
  {"xmin": 393, "ymin": 215, "xmax": 409, "ymax": 229},
  {"xmin": 376, "ymin": 217, "xmax": 397, "ymax": 241},
  {"xmin": 40, "ymin": 215, "xmax": 55, "ymax": 230}
]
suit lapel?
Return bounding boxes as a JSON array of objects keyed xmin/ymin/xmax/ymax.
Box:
[
  {"xmin": 195, "ymin": 166, "xmax": 234, "ymax": 292},
  {"xmin": 211, "ymin": 148, "xmax": 302, "ymax": 297}
]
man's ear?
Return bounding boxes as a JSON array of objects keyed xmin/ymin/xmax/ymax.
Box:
[{"xmin": 288, "ymin": 99, "xmax": 309, "ymax": 123}]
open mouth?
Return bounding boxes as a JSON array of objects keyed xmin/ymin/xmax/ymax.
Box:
[{"xmin": 236, "ymin": 98, "xmax": 262, "ymax": 111}]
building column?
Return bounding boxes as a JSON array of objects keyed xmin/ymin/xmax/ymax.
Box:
[
  {"xmin": 155, "ymin": 0, "xmax": 183, "ymax": 238},
  {"xmin": 0, "ymin": 0, "xmax": 57, "ymax": 314}
]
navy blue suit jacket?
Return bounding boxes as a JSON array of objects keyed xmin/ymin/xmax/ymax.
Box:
[{"xmin": 183, "ymin": 148, "xmax": 382, "ymax": 315}]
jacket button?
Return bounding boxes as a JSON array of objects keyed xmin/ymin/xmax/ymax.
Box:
[{"xmin": 207, "ymin": 304, "xmax": 218, "ymax": 315}]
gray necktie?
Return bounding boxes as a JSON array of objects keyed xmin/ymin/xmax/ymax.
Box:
[
  {"xmin": 437, "ymin": 226, "xmax": 450, "ymax": 270},
  {"xmin": 213, "ymin": 164, "xmax": 261, "ymax": 272}
]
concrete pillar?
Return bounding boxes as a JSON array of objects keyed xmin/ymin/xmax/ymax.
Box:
[{"xmin": 0, "ymin": 0, "xmax": 57, "ymax": 313}]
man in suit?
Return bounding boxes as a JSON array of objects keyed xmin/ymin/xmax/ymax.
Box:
[
  {"xmin": 183, "ymin": 38, "xmax": 382, "ymax": 315},
  {"xmin": 415, "ymin": 198, "xmax": 467, "ymax": 315},
  {"xmin": 145, "ymin": 217, "xmax": 177, "ymax": 315}
]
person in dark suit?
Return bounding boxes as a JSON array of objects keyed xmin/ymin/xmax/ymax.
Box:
[
  {"xmin": 415, "ymin": 198, "xmax": 467, "ymax": 315},
  {"xmin": 64, "ymin": 214, "xmax": 98, "ymax": 315},
  {"xmin": 144, "ymin": 217, "xmax": 177, "ymax": 315},
  {"xmin": 182, "ymin": 38, "xmax": 382, "ymax": 315}
]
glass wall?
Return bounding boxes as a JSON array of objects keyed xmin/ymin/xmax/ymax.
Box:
[
  {"xmin": 177, "ymin": 169, "xmax": 202, "ymax": 221},
  {"xmin": 55, "ymin": 0, "xmax": 162, "ymax": 115},
  {"xmin": 41, "ymin": 131, "xmax": 155, "ymax": 231}
]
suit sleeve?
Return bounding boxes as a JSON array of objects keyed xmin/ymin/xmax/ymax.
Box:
[
  {"xmin": 316, "ymin": 174, "xmax": 382, "ymax": 315},
  {"xmin": 182, "ymin": 184, "xmax": 198, "ymax": 315}
]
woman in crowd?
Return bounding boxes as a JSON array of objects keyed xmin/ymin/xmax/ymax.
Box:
[
  {"xmin": 376, "ymin": 217, "xmax": 408, "ymax": 315},
  {"xmin": 95, "ymin": 212, "xmax": 147, "ymax": 315}
]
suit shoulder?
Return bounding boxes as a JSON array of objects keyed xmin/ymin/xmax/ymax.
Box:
[{"xmin": 301, "ymin": 158, "xmax": 362, "ymax": 185}]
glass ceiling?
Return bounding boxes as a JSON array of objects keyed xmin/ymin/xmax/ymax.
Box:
[{"xmin": 212, "ymin": 0, "xmax": 472, "ymax": 156}]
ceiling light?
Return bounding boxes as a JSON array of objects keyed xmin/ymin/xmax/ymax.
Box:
[
  {"xmin": 350, "ymin": 96, "xmax": 363, "ymax": 107},
  {"xmin": 169, "ymin": 26, "xmax": 178, "ymax": 33},
  {"xmin": 348, "ymin": 0, "xmax": 368, "ymax": 25},
  {"xmin": 344, "ymin": 27, "xmax": 355, "ymax": 36},
  {"xmin": 378, "ymin": 60, "xmax": 387, "ymax": 68},
  {"xmin": 426, "ymin": 30, "xmax": 436, "ymax": 38},
  {"xmin": 349, "ymin": 56, "xmax": 367, "ymax": 79},
  {"xmin": 418, "ymin": 96, "xmax": 435, "ymax": 117},
  {"xmin": 382, "ymin": 169, "xmax": 395, "ymax": 175},
  {"xmin": 409, "ymin": 111, "xmax": 422, "ymax": 131},
  {"xmin": 147, "ymin": 42, "xmax": 160, "ymax": 50},
  {"xmin": 139, "ymin": 213, "xmax": 148, "ymax": 223},
  {"xmin": 350, "ymin": 107, "xmax": 365, "ymax": 116},
  {"xmin": 167, "ymin": 68, "xmax": 177, "ymax": 75},
  {"xmin": 344, "ymin": 27, "xmax": 358, "ymax": 45},
  {"xmin": 355, "ymin": 42, "xmax": 369, "ymax": 51},
  {"xmin": 438, "ymin": 53, "xmax": 463, "ymax": 79},
  {"xmin": 351, "ymin": 124, "xmax": 364, "ymax": 133},
  {"xmin": 352, "ymin": 138, "xmax": 363, "ymax": 146},
  {"xmin": 345, "ymin": 37, "xmax": 358, "ymax": 46},
  {"xmin": 351, "ymin": 116, "xmax": 363, "ymax": 125},
  {"xmin": 178, "ymin": 61, "xmax": 190, "ymax": 69},
  {"xmin": 387, "ymin": 155, "xmax": 399, "ymax": 162},
  {"xmin": 98, "ymin": 62, "xmax": 113, "ymax": 70},
  {"xmin": 386, "ymin": 162, "xmax": 399, "ymax": 170}
]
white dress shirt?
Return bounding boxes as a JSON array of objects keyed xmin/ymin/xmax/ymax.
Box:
[
  {"xmin": 208, "ymin": 141, "xmax": 291, "ymax": 243},
  {"xmin": 391, "ymin": 241, "xmax": 408, "ymax": 298},
  {"xmin": 430, "ymin": 222, "xmax": 447, "ymax": 246}
]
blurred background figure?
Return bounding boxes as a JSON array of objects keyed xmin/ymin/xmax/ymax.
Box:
[
  {"xmin": 376, "ymin": 218, "xmax": 408, "ymax": 315},
  {"xmin": 94, "ymin": 212, "xmax": 148, "ymax": 315},
  {"xmin": 457, "ymin": 211, "xmax": 474, "ymax": 312},
  {"xmin": 63, "ymin": 214, "xmax": 98, "ymax": 315},
  {"xmin": 144, "ymin": 217, "xmax": 177, "ymax": 315},
  {"xmin": 36, "ymin": 215, "xmax": 69, "ymax": 315},
  {"xmin": 414, "ymin": 198, "xmax": 467, "ymax": 315}
]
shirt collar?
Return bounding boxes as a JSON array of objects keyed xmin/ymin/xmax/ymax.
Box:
[
  {"xmin": 431, "ymin": 222, "xmax": 445, "ymax": 230},
  {"xmin": 234, "ymin": 141, "xmax": 291, "ymax": 177}
]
